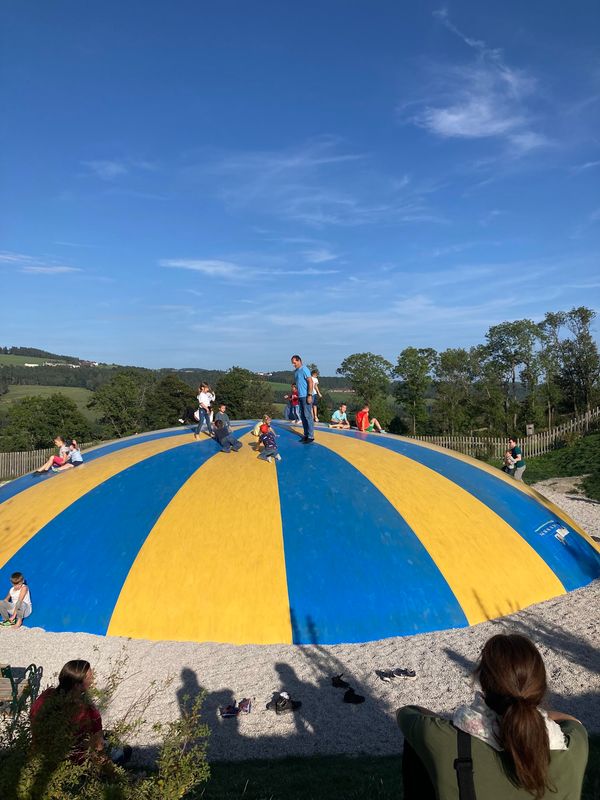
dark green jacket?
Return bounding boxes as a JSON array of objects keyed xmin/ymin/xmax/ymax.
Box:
[{"xmin": 398, "ymin": 706, "xmax": 588, "ymax": 800}]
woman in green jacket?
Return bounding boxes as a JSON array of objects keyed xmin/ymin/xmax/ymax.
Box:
[{"xmin": 398, "ymin": 634, "xmax": 588, "ymax": 799}]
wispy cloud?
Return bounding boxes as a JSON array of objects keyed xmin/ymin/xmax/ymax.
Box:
[
  {"xmin": 571, "ymin": 159, "xmax": 600, "ymax": 173},
  {"xmin": 182, "ymin": 137, "xmax": 441, "ymax": 229},
  {"xmin": 406, "ymin": 10, "xmax": 547, "ymax": 154},
  {"xmin": 302, "ymin": 248, "xmax": 340, "ymax": 263},
  {"xmin": 22, "ymin": 265, "xmax": 81, "ymax": 274},
  {"xmin": 0, "ymin": 250, "xmax": 82, "ymax": 275},
  {"xmin": 159, "ymin": 257, "xmax": 339, "ymax": 281},
  {"xmin": 81, "ymin": 158, "xmax": 158, "ymax": 181},
  {"xmin": 160, "ymin": 259, "xmax": 241, "ymax": 277},
  {"xmin": 82, "ymin": 160, "xmax": 129, "ymax": 180}
]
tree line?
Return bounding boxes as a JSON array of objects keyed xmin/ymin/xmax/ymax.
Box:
[
  {"xmin": 337, "ymin": 307, "xmax": 600, "ymax": 435},
  {"xmin": 0, "ymin": 306, "xmax": 598, "ymax": 450}
]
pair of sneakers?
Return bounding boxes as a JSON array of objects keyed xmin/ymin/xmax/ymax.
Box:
[
  {"xmin": 266, "ymin": 454, "xmax": 282, "ymax": 463},
  {"xmin": 376, "ymin": 667, "xmax": 416, "ymax": 682},
  {"xmin": 331, "ymin": 674, "xmax": 365, "ymax": 704},
  {"xmin": 266, "ymin": 691, "xmax": 301, "ymax": 714},
  {"xmin": 219, "ymin": 697, "xmax": 252, "ymax": 718}
]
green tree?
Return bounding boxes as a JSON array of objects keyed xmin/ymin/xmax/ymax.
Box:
[
  {"xmin": 0, "ymin": 394, "xmax": 91, "ymax": 451},
  {"xmin": 537, "ymin": 311, "xmax": 566, "ymax": 428},
  {"xmin": 336, "ymin": 352, "xmax": 392, "ymax": 402},
  {"xmin": 558, "ymin": 307, "xmax": 600, "ymax": 414},
  {"xmin": 433, "ymin": 348, "xmax": 475, "ymax": 434},
  {"xmin": 317, "ymin": 388, "xmax": 333, "ymax": 423},
  {"xmin": 144, "ymin": 375, "xmax": 197, "ymax": 430},
  {"xmin": 337, "ymin": 352, "xmax": 393, "ymax": 428},
  {"xmin": 215, "ymin": 367, "xmax": 274, "ymax": 419},
  {"xmin": 394, "ymin": 347, "xmax": 437, "ymax": 435},
  {"xmin": 469, "ymin": 345, "xmax": 506, "ymax": 434},
  {"xmin": 88, "ymin": 370, "xmax": 156, "ymax": 438},
  {"xmin": 484, "ymin": 320, "xmax": 539, "ymax": 433}
]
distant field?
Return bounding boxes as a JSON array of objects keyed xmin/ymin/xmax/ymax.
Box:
[
  {"xmin": 267, "ymin": 381, "xmax": 356, "ymax": 405},
  {"xmin": 0, "ymin": 385, "xmax": 99, "ymax": 421},
  {"xmin": 0, "ymin": 354, "xmax": 47, "ymax": 366}
]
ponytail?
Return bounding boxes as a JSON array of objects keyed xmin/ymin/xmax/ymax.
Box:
[
  {"xmin": 499, "ymin": 697, "xmax": 550, "ymax": 798},
  {"xmin": 476, "ymin": 634, "xmax": 551, "ymax": 799}
]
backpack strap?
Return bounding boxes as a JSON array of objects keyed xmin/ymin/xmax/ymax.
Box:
[{"xmin": 453, "ymin": 727, "xmax": 477, "ymax": 800}]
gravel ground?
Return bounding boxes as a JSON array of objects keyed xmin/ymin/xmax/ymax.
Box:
[{"xmin": 1, "ymin": 481, "xmax": 598, "ymax": 763}]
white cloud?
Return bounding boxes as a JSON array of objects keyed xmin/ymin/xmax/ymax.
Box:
[
  {"xmin": 21, "ymin": 265, "xmax": 81, "ymax": 274},
  {"xmin": 81, "ymin": 158, "xmax": 158, "ymax": 181},
  {"xmin": 508, "ymin": 131, "xmax": 550, "ymax": 153},
  {"xmin": 571, "ymin": 159, "xmax": 600, "ymax": 173},
  {"xmin": 160, "ymin": 257, "xmax": 338, "ymax": 281},
  {"xmin": 82, "ymin": 160, "xmax": 129, "ymax": 180},
  {"xmin": 408, "ymin": 11, "xmax": 545, "ymax": 151},
  {"xmin": 159, "ymin": 259, "xmax": 242, "ymax": 277},
  {"xmin": 183, "ymin": 138, "xmax": 441, "ymax": 229},
  {"xmin": 302, "ymin": 248, "xmax": 340, "ymax": 263},
  {"xmin": 418, "ymin": 93, "xmax": 524, "ymax": 139},
  {"xmin": 0, "ymin": 251, "xmax": 33, "ymax": 263},
  {"xmin": 0, "ymin": 250, "xmax": 82, "ymax": 275}
]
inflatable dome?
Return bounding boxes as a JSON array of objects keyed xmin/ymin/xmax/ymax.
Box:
[{"xmin": 1, "ymin": 423, "xmax": 599, "ymax": 645}]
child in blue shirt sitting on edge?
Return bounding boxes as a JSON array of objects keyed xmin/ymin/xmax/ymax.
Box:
[
  {"xmin": 214, "ymin": 419, "xmax": 242, "ymax": 453},
  {"xmin": 258, "ymin": 423, "xmax": 281, "ymax": 463}
]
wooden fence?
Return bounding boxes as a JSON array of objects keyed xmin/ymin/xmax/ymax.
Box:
[
  {"xmin": 409, "ymin": 406, "xmax": 600, "ymax": 461},
  {"xmin": 0, "ymin": 441, "xmax": 100, "ymax": 481}
]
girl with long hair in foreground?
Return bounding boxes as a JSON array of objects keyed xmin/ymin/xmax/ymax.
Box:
[{"xmin": 398, "ymin": 633, "xmax": 588, "ymax": 799}]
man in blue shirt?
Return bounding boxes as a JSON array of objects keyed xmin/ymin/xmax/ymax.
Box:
[{"xmin": 291, "ymin": 354, "xmax": 314, "ymax": 443}]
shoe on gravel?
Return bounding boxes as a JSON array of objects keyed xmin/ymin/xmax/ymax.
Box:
[
  {"xmin": 219, "ymin": 703, "xmax": 240, "ymax": 718},
  {"xmin": 343, "ymin": 688, "xmax": 365, "ymax": 704},
  {"xmin": 331, "ymin": 674, "xmax": 350, "ymax": 689},
  {"xmin": 238, "ymin": 698, "xmax": 252, "ymax": 714},
  {"xmin": 266, "ymin": 692, "xmax": 301, "ymax": 714},
  {"xmin": 375, "ymin": 670, "xmax": 395, "ymax": 683},
  {"xmin": 393, "ymin": 668, "xmax": 417, "ymax": 679}
]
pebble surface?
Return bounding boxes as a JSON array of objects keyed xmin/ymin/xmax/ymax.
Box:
[{"xmin": 1, "ymin": 479, "xmax": 598, "ymax": 762}]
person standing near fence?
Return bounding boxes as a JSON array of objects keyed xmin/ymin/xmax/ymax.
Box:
[{"xmin": 508, "ymin": 437, "xmax": 526, "ymax": 480}]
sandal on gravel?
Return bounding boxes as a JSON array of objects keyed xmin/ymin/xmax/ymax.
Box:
[
  {"xmin": 393, "ymin": 668, "xmax": 417, "ymax": 680},
  {"xmin": 375, "ymin": 670, "xmax": 395, "ymax": 683},
  {"xmin": 331, "ymin": 674, "xmax": 350, "ymax": 689},
  {"xmin": 343, "ymin": 688, "xmax": 365, "ymax": 704},
  {"xmin": 238, "ymin": 698, "xmax": 252, "ymax": 714},
  {"xmin": 219, "ymin": 703, "xmax": 240, "ymax": 718}
]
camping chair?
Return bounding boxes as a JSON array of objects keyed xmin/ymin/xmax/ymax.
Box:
[{"xmin": 0, "ymin": 663, "xmax": 43, "ymax": 720}]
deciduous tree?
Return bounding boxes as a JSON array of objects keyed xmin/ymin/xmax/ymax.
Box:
[
  {"xmin": 0, "ymin": 394, "xmax": 91, "ymax": 451},
  {"xmin": 394, "ymin": 347, "xmax": 437, "ymax": 435},
  {"xmin": 215, "ymin": 367, "xmax": 274, "ymax": 419},
  {"xmin": 88, "ymin": 370, "xmax": 155, "ymax": 438}
]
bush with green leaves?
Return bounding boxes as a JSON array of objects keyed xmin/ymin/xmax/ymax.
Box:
[
  {"xmin": 0, "ymin": 653, "xmax": 210, "ymax": 800},
  {"xmin": 0, "ymin": 394, "xmax": 92, "ymax": 451}
]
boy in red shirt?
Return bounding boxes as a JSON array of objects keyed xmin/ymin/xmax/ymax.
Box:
[{"xmin": 355, "ymin": 404, "xmax": 384, "ymax": 433}]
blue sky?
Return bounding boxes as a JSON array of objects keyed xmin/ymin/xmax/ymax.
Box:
[{"xmin": 1, "ymin": 1, "xmax": 599, "ymax": 373}]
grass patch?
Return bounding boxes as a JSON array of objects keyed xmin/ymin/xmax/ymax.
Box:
[
  {"xmin": 0, "ymin": 354, "xmax": 47, "ymax": 366},
  {"xmin": 199, "ymin": 738, "xmax": 599, "ymax": 800},
  {"xmin": 0, "ymin": 384, "xmax": 99, "ymax": 422},
  {"xmin": 199, "ymin": 755, "xmax": 401, "ymax": 799},
  {"xmin": 524, "ymin": 433, "xmax": 600, "ymax": 500}
]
